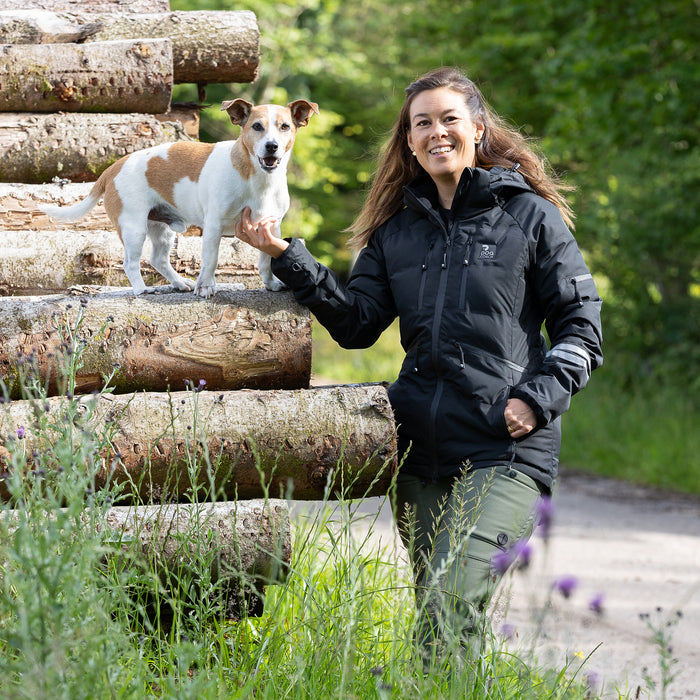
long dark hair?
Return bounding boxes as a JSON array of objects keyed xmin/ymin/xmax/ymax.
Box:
[{"xmin": 347, "ymin": 67, "xmax": 574, "ymax": 249}]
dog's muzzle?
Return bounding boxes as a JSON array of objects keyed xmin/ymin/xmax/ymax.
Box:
[{"xmin": 258, "ymin": 155, "xmax": 281, "ymax": 171}]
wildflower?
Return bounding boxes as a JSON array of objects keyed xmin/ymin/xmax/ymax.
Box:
[
  {"xmin": 535, "ymin": 495, "xmax": 555, "ymax": 539},
  {"xmin": 491, "ymin": 538, "xmax": 532, "ymax": 574},
  {"xmin": 512, "ymin": 539, "xmax": 532, "ymax": 569},
  {"xmin": 16, "ymin": 425, "xmax": 25, "ymax": 439},
  {"xmin": 196, "ymin": 379, "xmax": 207, "ymax": 392},
  {"xmin": 553, "ymin": 575, "xmax": 578, "ymax": 598},
  {"xmin": 589, "ymin": 592, "xmax": 605, "ymax": 615},
  {"xmin": 500, "ymin": 622, "xmax": 516, "ymax": 641},
  {"xmin": 492, "ymin": 548, "xmax": 514, "ymax": 574},
  {"xmin": 584, "ymin": 670, "xmax": 601, "ymax": 693}
]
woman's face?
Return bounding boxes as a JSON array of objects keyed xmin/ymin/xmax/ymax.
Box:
[{"xmin": 407, "ymin": 87, "xmax": 484, "ymax": 194}]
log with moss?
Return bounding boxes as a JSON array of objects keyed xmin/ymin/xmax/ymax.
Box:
[
  {"xmin": 0, "ymin": 112, "xmax": 193, "ymax": 183},
  {"xmin": 0, "ymin": 385, "xmax": 397, "ymax": 501},
  {"xmin": 0, "ymin": 39, "xmax": 173, "ymax": 114},
  {"xmin": 0, "ymin": 287, "xmax": 311, "ymax": 396},
  {"xmin": 0, "ymin": 10, "xmax": 259, "ymax": 84}
]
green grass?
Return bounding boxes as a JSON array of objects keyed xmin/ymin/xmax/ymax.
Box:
[
  {"xmin": 0, "ymin": 302, "xmax": 678, "ymax": 698},
  {"xmin": 312, "ymin": 322, "xmax": 700, "ymax": 496},
  {"xmin": 559, "ymin": 367, "xmax": 700, "ymax": 495}
]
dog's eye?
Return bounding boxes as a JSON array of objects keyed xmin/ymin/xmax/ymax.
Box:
[
  {"xmin": 252, "ymin": 122, "xmax": 265, "ymax": 131},
  {"xmin": 280, "ymin": 123, "xmax": 291, "ymax": 131}
]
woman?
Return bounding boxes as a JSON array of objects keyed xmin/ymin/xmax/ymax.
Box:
[{"xmin": 236, "ymin": 67, "xmax": 603, "ymax": 666}]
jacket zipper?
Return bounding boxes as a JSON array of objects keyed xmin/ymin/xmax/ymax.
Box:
[
  {"xmin": 417, "ymin": 241, "xmax": 434, "ymax": 308},
  {"xmin": 458, "ymin": 236, "xmax": 473, "ymax": 309},
  {"xmin": 428, "ymin": 232, "xmax": 453, "ymax": 482}
]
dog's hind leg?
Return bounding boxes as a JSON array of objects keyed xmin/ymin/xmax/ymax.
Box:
[
  {"xmin": 120, "ymin": 223, "xmax": 153, "ymax": 295},
  {"xmin": 147, "ymin": 221, "xmax": 195, "ymax": 292}
]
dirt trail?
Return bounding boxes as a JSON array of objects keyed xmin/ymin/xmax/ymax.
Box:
[{"xmin": 292, "ymin": 469, "xmax": 700, "ymax": 698}]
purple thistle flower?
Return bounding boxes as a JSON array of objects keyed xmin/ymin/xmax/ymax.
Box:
[
  {"xmin": 535, "ymin": 495, "xmax": 555, "ymax": 539},
  {"xmin": 492, "ymin": 539, "xmax": 532, "ymax": 574},
  {"xmin": 584, "ymin": 670, "xmax": 601, "ymax": 693},
  {"xmin": 16, "ymin": 426, "xmax": 25, "ymax": 439},
  {"xmin": 589, "ymin": 592, "xmax": 605, "ymax": 615},
  {"xmin": 553, "ymin": 575, "xmax": 578, "ymax": 599},
  {"xmin": 500, "ymin": 622, "xmax": 516, "ymax": 641},
  {"xmin": 492, "ymin": 548, "xmax": 514, "ymax": 575}
]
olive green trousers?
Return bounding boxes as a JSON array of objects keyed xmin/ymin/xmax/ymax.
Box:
[{"xmin": 392, "ymin": 465, "xmax": 544, "ymax": 665}]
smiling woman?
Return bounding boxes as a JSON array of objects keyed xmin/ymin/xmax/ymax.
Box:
[
  {"xmin": 236, "ymin": 66, "xmax": 603, "ymax": 671},
  {"xmin": 406, "ymin": 87, "xmax": 484, "ymax": 208}
]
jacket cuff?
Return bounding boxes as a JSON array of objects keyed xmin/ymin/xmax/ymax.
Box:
[{"xmin": 270, "ymin": 238, "xmax": 316, "ymax": 288}]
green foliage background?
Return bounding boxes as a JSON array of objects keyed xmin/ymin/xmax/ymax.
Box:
[{"xmin": 173, "ymin": 0, "xmax": 700, "ymax": 393}]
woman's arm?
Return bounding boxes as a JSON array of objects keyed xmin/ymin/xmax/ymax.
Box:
[{"xmin": 236, "ymin": 207, "xmax": 397, "ymax": 349}]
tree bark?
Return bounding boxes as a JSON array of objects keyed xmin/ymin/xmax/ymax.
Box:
[
  {"xmin": 0, "ymin": 228, "xmax": 262, "ymax": 294},
  {"xmin": 0, "ymin": 1, "xmax": 169, "ymax": 12},
  {"xmin": 0, "ymin": 10, "xmax": 260, "ymax": 85},
  {"xmin": 0, "ymin": 112, "xmax": 193, "ymax": 183},
  {"xmin": 0, "ymin": 286, "xmax": 311, "ymax": 396},
  {"xmin": 0, "ymin": 385, "xmax": 397, "ymax": 502},
  {"xmin": 0, "ymin": 39, "xmax": 173, "ymax": 114}
]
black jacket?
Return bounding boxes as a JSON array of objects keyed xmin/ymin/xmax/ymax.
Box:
[{"xmin": 272, "ymin": 166, "xmax": 603, "ymax": 491}]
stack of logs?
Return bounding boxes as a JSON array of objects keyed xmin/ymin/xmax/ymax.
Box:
[{"xmin": 0, "ymin": 0, "xmax": 397, "ymax": 621}]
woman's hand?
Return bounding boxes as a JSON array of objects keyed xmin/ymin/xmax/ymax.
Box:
[
  {"xmin": 235, "ymin": 206, "xmax": 289, "ymax": 258},
  {"xmin": 504, "ymin": 398, "xmax": 537, "ymax": 438}
]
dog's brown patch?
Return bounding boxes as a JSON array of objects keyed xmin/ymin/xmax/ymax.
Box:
[
  {"xmin": 101, "ymin": 156, "xmax": 130, "ymax": 239},
  {"xmin": 231, "ymin": 142, "xmax": 255, "ymax": 180},
  {"xmin": 145, "ymin": 142, "xmax": 215, "ymax": 206}
]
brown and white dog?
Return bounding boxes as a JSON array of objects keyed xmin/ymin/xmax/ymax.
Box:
[{"xmin": 40, "ymin": 99, "xmax": 319, "ymax": 297}]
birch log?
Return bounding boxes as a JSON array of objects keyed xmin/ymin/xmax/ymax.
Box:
[
  {"xmin": 0, "ymin": 229, "xmax": 262, "ymax": 294},
  {"xmin": 0, "ymin": 287, "xmax": 311, "ymax": 396},
  {"xmin": 0, "ymin": 10, "xmax": 260, "ymax": 85},
  {"xmin": 0, "ymin": 39, "xmax": 173, "ymax": 114},
  {"xmin": 0, "ymin": 112, "xmax": 193, "ymax": 183},
  {"xmin": 0, "ymin": 385, "xmax": 398, "ymax": 501}
]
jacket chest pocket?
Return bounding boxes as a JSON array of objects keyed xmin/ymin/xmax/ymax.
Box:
[{"xmin": 460, "ymin": 230, "xmax": 524, "ymax": 314}]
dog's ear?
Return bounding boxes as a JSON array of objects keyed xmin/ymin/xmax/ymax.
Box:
[
  {"xmin": 221, "ymin": 99, "xmax": 254, "ymax": 126},
  {"xmin": 288, "ymin": 100, "xmax": 319, "ymax": 128}
]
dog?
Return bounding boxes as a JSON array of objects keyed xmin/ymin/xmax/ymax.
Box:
[{"xmin": 40, "ymin": 99, "xmax": 319, "ymax": 297}]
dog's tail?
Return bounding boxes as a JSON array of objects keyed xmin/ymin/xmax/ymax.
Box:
[{"xmin": 39, "ymin": 175, "xmax": 108, "ymax": 222}]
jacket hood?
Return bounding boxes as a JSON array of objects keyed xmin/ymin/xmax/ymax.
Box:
[{"xmin": 404, "ymin": 165, "xmax": 533, "ymax": 215}]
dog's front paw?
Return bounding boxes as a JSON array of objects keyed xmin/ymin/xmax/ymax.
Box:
[{"xmin": 194, "ymin": 280, "xmax": 216, "ymax": 298}]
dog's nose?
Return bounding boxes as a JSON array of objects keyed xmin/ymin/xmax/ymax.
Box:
[{"xmin": 265, "ymin": 141, "xmax": 278, "ymax": 154}]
